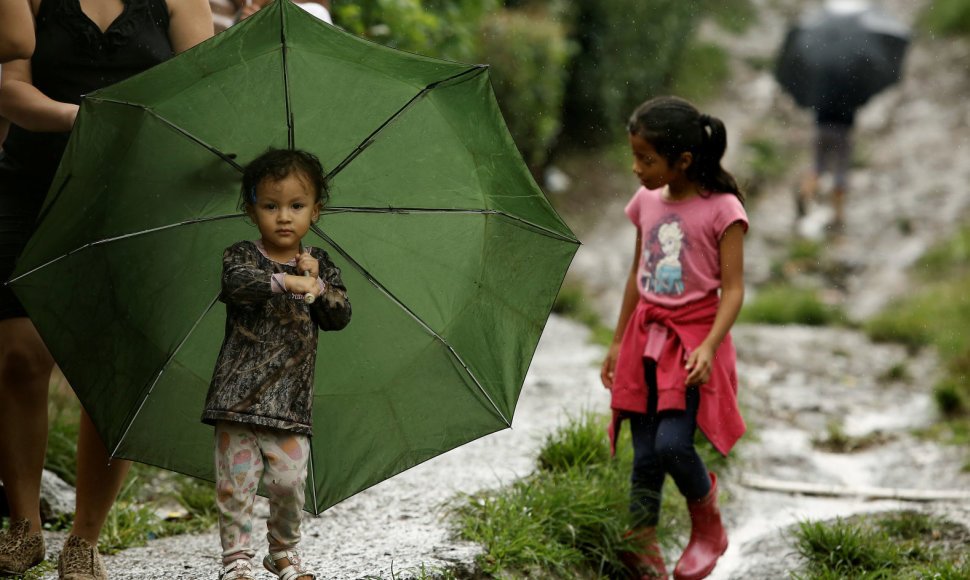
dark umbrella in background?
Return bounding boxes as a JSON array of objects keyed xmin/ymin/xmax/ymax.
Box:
[{"xmin": 775, "ymin": 0, "xmax": 910, "ymax": 112}]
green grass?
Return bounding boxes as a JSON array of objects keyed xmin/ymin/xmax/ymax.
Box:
[
  {"xmin": 738, "ymin": 284, "xmax": 845, "ymax": 326},
  {"xmin": 451, "ymin": 412, "xmax": 731, "ymax": 579},
  {"xmin": 920, "ymin": 0, "xmax": 970, "ymax": 37},
  {"xmin": 864, "ymin": 225, "xmax": 970, "ymax": 426},
  {"xmin": 791, "ymin": 512, "xmax": 970, "ymax": 579}
]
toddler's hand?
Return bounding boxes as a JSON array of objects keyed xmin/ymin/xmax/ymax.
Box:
[
  {"xmin": 285, "ymin": 274, "xmax": 321, "ymax": 300},
  {"xmin": 296, "ymin": 252, "xmax": 319, "ymax": 279}
]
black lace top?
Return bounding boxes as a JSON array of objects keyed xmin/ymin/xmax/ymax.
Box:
[{"xmin": 1, "ymin": 0, "xmax": 173, "ymax": 186}]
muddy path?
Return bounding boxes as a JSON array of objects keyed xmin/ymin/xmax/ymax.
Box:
[{"xmin": 565, "ymin": 0, "xmax": 970, "ymax": 577}]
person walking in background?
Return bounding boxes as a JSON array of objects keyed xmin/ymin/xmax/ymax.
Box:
[
  {"xmin": 600, "ymin": 96, "xmax": 747, "ymax": 580},
  {"xmin": 202, "ymin": 148, "xmax": 351, "ymax": 580},
  {"xmin": 0, "ymin": 0, "xmax": 212, "ymax": 577},
  {"xmin": 776, "ymin": 0, "xmax": 910, "ymax": 234},
  {"xmin": 795, "ymin": 91, "xmax": 855, "ymax": 231}
]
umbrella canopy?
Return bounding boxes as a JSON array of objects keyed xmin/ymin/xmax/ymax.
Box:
[
  {"xmin": 7, "ymin": 0, "xmax": 579, "ymax": 513},
  {"xmin": 774, "ymin": 0, "xmax": 910, "ymax": 112}
]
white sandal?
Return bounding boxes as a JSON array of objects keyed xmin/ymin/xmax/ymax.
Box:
[
  {"xmin": 263, "ymin": 549, "xmax": 315, "ymax": 580},
  {"xmin": 219, "ymin": 559, "xmax": 256, "ymax": 580}
]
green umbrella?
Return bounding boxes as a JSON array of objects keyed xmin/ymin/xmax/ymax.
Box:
[{"xmin": 7, "ymin": 0, "xmax": 578, "ymax": 513}]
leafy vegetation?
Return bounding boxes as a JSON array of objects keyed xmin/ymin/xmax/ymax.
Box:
[
  {"xmin": 791, "ymin": 512, "xmax": 970, "ymax": 579},
  {"xmin": 332, "ymin": 0, "xmax": 752, "ymax": 167},
  {"xmin": 452, "ymin": 412, "xmax": 729, "ymax": 579},
  {"xmin": 477, "ymin": 8, "xmax": 576, "ymax": 170},
  {"xmin": 920, "ymin": 0, "xmax": 970, "ymax": 37},
  {"xmin": 738, "ymin": 284, "xmax": 846, "ymax": 326},
  {"xmin": 864, "ymin": 225, "xmax": 970, "ymax": 424}
]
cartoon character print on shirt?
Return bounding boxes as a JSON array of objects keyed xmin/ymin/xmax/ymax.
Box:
[{"xmin": 639, "ymin": 215, "xmax": 689, "ymax": 296}]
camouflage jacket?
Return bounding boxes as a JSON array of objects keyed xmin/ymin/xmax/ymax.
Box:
[{"xmin": 202, "ymin": 241, "xmax": 351, "ymax": 434}]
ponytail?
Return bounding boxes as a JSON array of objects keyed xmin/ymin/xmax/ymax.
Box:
[
  {"xmin": 628, "ymin": 97, "xmax": 744, "ymax": 204},
  {"xmin": 697, "ymin": 114, "xmax": 743, "ymax": 204}
]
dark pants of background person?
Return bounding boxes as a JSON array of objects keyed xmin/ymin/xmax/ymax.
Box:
[{"xmin": 629, "ymin": 361, "xmax": 712, "ymax": 527}]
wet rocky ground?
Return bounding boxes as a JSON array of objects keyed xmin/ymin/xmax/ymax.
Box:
[{"xmin": 27, "ymin": 0, "xmax": 970, "ymax": 577}]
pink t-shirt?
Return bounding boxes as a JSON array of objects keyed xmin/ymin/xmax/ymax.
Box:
[{"xmin": 625, "ymin": 186, "xmax": 747, "ymax": 308}]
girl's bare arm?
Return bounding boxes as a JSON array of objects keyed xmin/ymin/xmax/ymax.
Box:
[{"xmin": 685, "ymin": 221, "xmax": 745, "ymax": 385}]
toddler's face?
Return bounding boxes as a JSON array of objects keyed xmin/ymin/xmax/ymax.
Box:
[{"xmin": 247, "ymin": 172, "xmax": 321, "ymax": 260}]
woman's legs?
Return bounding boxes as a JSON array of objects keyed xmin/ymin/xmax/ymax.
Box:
[
  {"xmin": 0, "ymin": 317, "xmax": 54, "ymax": 534},
  {"xmin": 70, "ymin": 409, "xmax": 131, "ymax": 544}
]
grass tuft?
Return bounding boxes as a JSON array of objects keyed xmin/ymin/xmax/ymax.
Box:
[
  {"xmin": 791, "ymin": 512, "xmax": 970, "ymax": 579},
  {"xmin": 739, "ymin": 284, "xmax": 845, "ymax": 326}
]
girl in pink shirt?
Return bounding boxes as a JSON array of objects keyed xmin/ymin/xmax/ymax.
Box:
[{"xmin": 600, "ymin": 96, "xmax": 747, "ymax": 580}]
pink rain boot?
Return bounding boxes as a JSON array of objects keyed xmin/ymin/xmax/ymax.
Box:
[{"xmin": 673, "ymin": 473, "xmax": 727, "ymax": 580}]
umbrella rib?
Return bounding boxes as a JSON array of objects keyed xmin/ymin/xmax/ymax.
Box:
[
  {"xmin": 6, "ymin": 214, "xmax": 245, "ymax": 285},
  {"xmin": 307, "ymin": 438, "xmax": 318, "ymax": 513},
  {"xmin": 280, "ymin": 4, "xmax": 295, "ymax": 149},
  {"xmin": 325, "ymin": 66, "xmax": 486, "ymax": 182},
  {"xmin": 323, "ymin": 206, "xmax": 579, "ymax": 244},
  {"xmin": 88, "ymin": 98, "xmax": 245, "ymax": 172},
  {"xmin": 309, "ymin": 223, "xmax": 512, "ymax": 427},
  {"xmin": 110, "ymin": 292, "xmax": 222, "ymax": 459}
]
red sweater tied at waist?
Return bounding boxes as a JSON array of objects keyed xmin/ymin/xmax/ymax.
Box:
[{"xmin": 609, "ymin": 292, "xmax": 745, "ymax": 457}]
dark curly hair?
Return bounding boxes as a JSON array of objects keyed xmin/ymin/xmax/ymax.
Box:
[
  {"xmin": 627, "ymin": 96, "xmax": 743, "ymax": 204},
  {"xmin": 240, "ymin": 148, "xmax": 329, "ymax": 210}
]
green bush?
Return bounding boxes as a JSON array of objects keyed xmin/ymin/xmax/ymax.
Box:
[
  {"xmin": 477, "ymin": 9, "xmax": 576, "ymax": 171},
  {"xmin": 333, "ymin": 0, "xmax": 500, "ymax": 63},
  {"xmin": 560, "ymin": 0, "xmax": 707, "ymax": 145}
]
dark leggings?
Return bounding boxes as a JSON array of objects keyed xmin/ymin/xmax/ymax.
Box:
[{"xmin": 628, "ymin": 362, "xmax": 711, "ymax": 527}]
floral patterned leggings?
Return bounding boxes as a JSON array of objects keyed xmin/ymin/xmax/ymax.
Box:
[{"xmin": 214, "ymin": 421, "xmax": 310, "ymax": 565}]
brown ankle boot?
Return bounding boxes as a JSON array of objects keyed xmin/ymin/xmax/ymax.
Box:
[
  {"xmin": 673, "ymin": 473, "xmax": 727, "ymax": 580},
  {"xmin": 619, "ymin": 526, "xmax": 668, "ymax": 580},
  {"xmin": 0, "ymin": 517, "xmax": 46, "ymax": 575}
]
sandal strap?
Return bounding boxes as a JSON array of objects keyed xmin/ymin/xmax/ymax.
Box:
[
  {"xmin": 220, "ymin": 559, "xmax": 255, "ymax": 580},
  {"xmin": 265, "ymin": 550, "xmax": 314, "ymax": 580}
]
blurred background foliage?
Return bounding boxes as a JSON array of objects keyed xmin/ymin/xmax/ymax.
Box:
[{"xmin": 332, "ymin": 0, "xmax": 754, "ymax": 174}]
